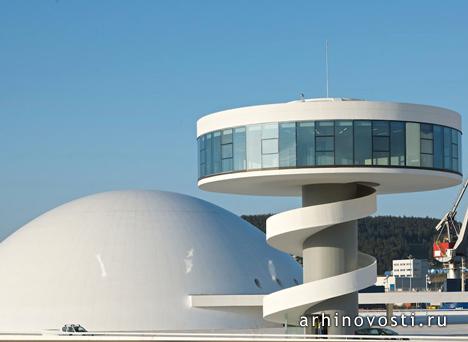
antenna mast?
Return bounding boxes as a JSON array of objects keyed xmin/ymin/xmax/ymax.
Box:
[{"xmin": 325, "ymin": 40, "xmax": 329, "ymax": 98}]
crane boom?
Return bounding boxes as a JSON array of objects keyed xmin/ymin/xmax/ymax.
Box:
[
  {"xmin": 451, "ymin": 179, "xmax": 468, "ymax": 216},
  {"xmin": 435, "ymin": 179, "xmax": 468, "ymax": 232},
  {"xmin": 434, "ymin": 179, "xmax": 468, "ymax": 264},
  {"xmin": 454, "ymin": 208, "xmax": 468, "ymax": 250}
]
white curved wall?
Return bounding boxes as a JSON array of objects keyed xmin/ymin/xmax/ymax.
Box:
[
  {"xmin": 197, "ymin": 99, "xmax": 461, "ymax": 136},
  {"xmin": 0, "ymin": 190, "xmax": 302, "ymax": 332},
  {"xmin": 198, "ymin": 166, "xmax": 461, "ymax": 196}
]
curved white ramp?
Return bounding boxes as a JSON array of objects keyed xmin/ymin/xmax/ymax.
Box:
[{"xmin": 263, "ymin": 185, "xmax": 377, "ymax": 325}]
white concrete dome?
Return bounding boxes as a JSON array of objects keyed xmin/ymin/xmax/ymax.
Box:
[{"xmin": 0, "ymin": 190, "xmax": 301, "ymax": 332}]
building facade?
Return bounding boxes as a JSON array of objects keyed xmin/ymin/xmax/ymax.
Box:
[
  {"xmin": 392, "ymin": 259, "xmax": 429, "ymax": 291},
  {"xmin": 197, "ymin": 98, "xmax": 462, "ymax": 335},
  {"xmin": 198, "ymin": 99, "xmax": 462, "ymax": 185},
  {"xmin": 393, "ymin": 259, "xmax": 429, "ymax": 278}
]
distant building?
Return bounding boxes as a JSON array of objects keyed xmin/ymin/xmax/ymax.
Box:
[
  {"xmin": 392, "ymin": 259, "xmax": 429, "ymax": 291},
  {"xmin": 375, "ymin": 275, "xmax": 396, "ymax": 292},
  {"xmin": 393, "ymin": 259, "xmax": 429, "ymax": 278}
]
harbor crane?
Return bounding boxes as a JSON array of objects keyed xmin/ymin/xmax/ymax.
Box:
[{"xmin": 433, "ymin": 179, "xmax": 468, "ymax": 280}]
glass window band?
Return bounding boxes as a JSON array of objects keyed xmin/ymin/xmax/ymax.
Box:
[{"xmin": 198, "ymin": 120, "xmax": 462, "ymax": 179}]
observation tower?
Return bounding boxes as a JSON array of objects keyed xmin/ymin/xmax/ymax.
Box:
[{"xmin": 196, "ymin": 98, "xmax": 462, "ymax": 334}]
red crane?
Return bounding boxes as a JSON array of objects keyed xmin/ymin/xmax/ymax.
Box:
[{"xmin": 433, "ymin": 179, "xmax": 468, "ymax": 279}]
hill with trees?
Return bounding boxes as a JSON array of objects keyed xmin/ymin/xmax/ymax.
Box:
[{"xmin": 241, "ymin": 214, "xmax": 438, "ymax": 275}]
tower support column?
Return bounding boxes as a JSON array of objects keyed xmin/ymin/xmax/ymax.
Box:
[{"xmin": 302, "ymin": 184, "xmax": 360, "ymax": 335}]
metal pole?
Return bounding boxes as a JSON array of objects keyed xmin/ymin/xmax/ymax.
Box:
[
  {"xmin": 386, "ymin": 303, "xmax": 393, "ymax": 325},
  {"xmin": 462, "ymin": 257, "xmax": 465, "ymax": 292},
  {"xmin": 325, "ymin": 40, "xmax": 329, "ymax": 98}
]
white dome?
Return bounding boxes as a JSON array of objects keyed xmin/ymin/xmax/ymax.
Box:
[{"xmin": 0, "ymin": 190, "xmax": 301, "ymax": 332}]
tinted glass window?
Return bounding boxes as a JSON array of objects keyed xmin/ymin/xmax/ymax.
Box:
[
  {"xmin": 421, "ymin": 154, "xmax": 434, "ymax": 168},
  {"xmin": 406, "ymin": 123, "xmax": 420, "ymax": 167},
  {"xmin": 221, "ymin": 144, "xmax": 233, "ymax": 172},
  {"xmin": 452, "ymin": 129, "xmax": 459, "ymax": 172},
  {"xmin": 199, "ymin": 120, "xmax": 460, "ymax": 178},
  {"xmin": 316, "ymin": 151, "xmax": 334, "ymax": 165},
  {"xmin": 390, "ymin": 121, "xmax": 405, "ymax": 166},
  {"xmin": 233, "ymin": 127, "xmax": 246, "ymax": 171},
  {"xmin": 316, "ymin": 137, "xmax": 334, "ymax": 151},
  {"xmin": 443, "ymin": 127, "xmax": 452, "ymax": 170},
  {"xmin": 198, "ymin": 137, "xmax": 205, "ymax": 177},
  {"xmin": 297, "ymin": 122, "xmax": 315, "ymax": 166},
  {"xmin": 221, "ymin": 130, "xmax": 233, "ymax": 173},
  {"xmin": 262, "ymin": 123, "xmax": 278, "ymax": 139},
  {"xmin": 335, "ymin": 121, "xmax": 353, "ymax": 165},
  {"xmin": 373, "ymin": 137, "xmax": 389, "ymax": 152},
  {"xmin": 373, "ymin": 151, "xmax": 389, "ymax": 165},
  {"xmin": 199, "ymin": 137, "xmax": 206, "ymax": 163},
  {"xmin": 222, "ymin": 143, "xmax": 233, "ymax": 159},
  {"xmin": 458, "ymin": 131, "xmax": 463, "ymax": 173},
  {"xmin": 373, "ymin": 121, "xmax": 390, "ymax": 166},
  {"xmin": 452, "ymin": 143, "xmax": 458, "ymax": 158},
  {"xmin": 246, "ymin": 125, "xmax": 262, "ymax": 169},
  {"xmin": 262, "ymin": 139, "xmax": 278, "ymax": 154},
  {"xmin": 421, "ymin": 139, "xmax": 433, "ymax": 155},
  {"xmin": 222, "ymin": 158, "xmax": 232, "ymax": 172},
  {"xmin": 372, "ymin": 121, "xmax": 389, "ymax": 136},
  {"xmin": 222, "ymin": 129, "xmax": 233, "ymax": 144},
  {"xmin": 452, "ymin": 129, "xmax": 458, "ymax": 144},
  {"xmin": 206, "ymin": 133, "xmax": 213, "ymax": 175},
  {"xmin": 262, "ymin": 154, "xmax": 278, "ymax": 168},
  {"xmin": 260, "ymin": 123, "xmax": 279, "ymax": 168},
  {"xmin": 315, "ymin": 121, "xmax": 334, "ymax": 136},
  {"xmin": 433, "ymin": 125, "xmax": 443, "ymax": 169},
  {"xmin": 420, "ymin": 124, "xmax": 433, "ymax": 139},
  {"xmin": 213, "ymin": 131, "xmax": 222, "ymax": 173},
  {"xmin": 279, "ymin": 122, "xmax": 297, "ymax": 167},
  {"xmin": 221, "ymin": 129, "xmax": 234, "ymax": 172},
  {"xmin": 354, "ymin": 121, "xmax": 372, "ymax": 165},
  {"xmin": 420, "ymin": 124, "xmax": 434, "ymax": 168}
]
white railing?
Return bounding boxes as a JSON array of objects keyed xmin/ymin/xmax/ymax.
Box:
[{"xmin": 1, "ymin": 331, "xmax": 468, "ymax": 341}]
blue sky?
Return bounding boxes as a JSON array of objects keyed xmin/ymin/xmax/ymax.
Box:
[{"xmin": 0, "ymin": 0, "xmax": 467, "ymax": 240}]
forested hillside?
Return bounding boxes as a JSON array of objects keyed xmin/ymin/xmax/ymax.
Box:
[{"xmin": 241, "ymin": 214, "xmax": 438, "ymax": 275}]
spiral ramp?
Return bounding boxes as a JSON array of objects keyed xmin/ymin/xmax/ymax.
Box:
[{"xmin": 263, "ymin": 183, "xmax": 378, "ymax": 328}]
